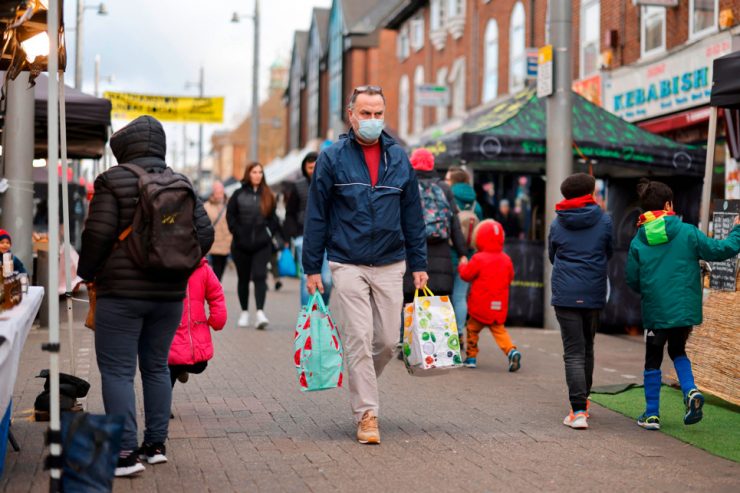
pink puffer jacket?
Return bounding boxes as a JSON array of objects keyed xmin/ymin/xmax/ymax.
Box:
[{"xmin": 168, "ymin": 258, "xmax": 227, "ymax": 365}]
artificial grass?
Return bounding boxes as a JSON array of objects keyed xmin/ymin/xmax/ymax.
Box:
[{"xmin": 590, "ymin": 385, "xmax": 740, "ymax": 462}]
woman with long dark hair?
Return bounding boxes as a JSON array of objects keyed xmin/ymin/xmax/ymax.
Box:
[{"xmin": 227, "ymin": 162, "xmax": 281, "ymax": 329}]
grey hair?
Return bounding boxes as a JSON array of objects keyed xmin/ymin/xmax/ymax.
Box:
[
  {"xmin": 499, "ymin": 199, "xmax": 510, "ymax": 208},
  {"xmin": 347, "ymin": 88, "xmax": 386, "ymax": 110}
]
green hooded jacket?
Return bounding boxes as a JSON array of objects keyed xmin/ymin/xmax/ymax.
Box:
[{"xmin": 626, "ymin": 215, "xmax": 740, "ymax": 329}]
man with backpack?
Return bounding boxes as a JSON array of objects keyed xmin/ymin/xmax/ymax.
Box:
[{"xmin": 78, "ymin": 115, "xmax": 214, "ymax": 476}]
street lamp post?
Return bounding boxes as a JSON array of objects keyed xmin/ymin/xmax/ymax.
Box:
[
  {"xmin": 186, "ymin": 67, "xmax": 205, "ymax": 189},
  {"xmin": 93, "ymin": 54, "xmax": 114, "ymax": 97},
  {"xmin": 232, "ymin": 0, "xmax": 260, "ymax": 163},
  {"xmin": 74, "ymin": 1, "xmax": 107, "ymax": 90}
]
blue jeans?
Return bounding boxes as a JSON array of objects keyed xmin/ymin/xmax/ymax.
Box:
[
  {"xmin": 295, "ymin": 236, "xmax": 332, "ymax": 306},
  {"xmin": 95, "ymin": 297, "xmax": 182, "ymax": 450},
  {"xmin": 452, "ymin": 273, "xmax": 469, "ymax": 337}
]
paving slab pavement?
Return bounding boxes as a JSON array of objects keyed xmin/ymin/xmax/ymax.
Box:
[{"xmin": 2, "ymin": 268, "xmax": 738, "ymax": 492}]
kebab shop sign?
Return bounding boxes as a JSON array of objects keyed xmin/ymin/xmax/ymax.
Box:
[{"xmin": 604, "ymin": 32, "xmax": 732, "ymax": 122}]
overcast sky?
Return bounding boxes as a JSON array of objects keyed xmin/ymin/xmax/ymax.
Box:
[{"xmin": 64, "ymin": 0, "xmax": 332, "ymax": 168}]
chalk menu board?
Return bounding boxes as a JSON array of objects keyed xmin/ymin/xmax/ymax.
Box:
[{"xmin": 709, "ymin": 200, "xmax": 740, "ymax": 292}]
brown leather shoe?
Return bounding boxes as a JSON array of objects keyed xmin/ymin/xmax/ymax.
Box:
[{"xmin": 357, "ymin": 411, "xmax": 380, "ymax": 444}]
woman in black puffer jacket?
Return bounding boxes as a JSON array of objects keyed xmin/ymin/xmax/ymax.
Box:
[
  {"xmin": 402, "ymin": 149, "xmax": 468, "ymax": 304},
  {"xmin": 227, "ymin": 162, "xmax": 282, "ymax": 330}
]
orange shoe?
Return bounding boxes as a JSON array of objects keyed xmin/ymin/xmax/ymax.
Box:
[{"xmin": 357, "ymin": 411, "xmax": 380, "ymax": 444}]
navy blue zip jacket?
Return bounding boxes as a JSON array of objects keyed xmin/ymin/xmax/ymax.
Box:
[
  {"xmin": 548, "ymin": 203, "xmax": 613, "ymax": 309},
  {"xmin": 302, "ymin": 129, "xmax": 427, "ymax": 275}
]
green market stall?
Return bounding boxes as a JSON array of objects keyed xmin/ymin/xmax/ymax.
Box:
[{"xmin": 421, "ymin": 89, "xmax": 705, "ymax": 331}]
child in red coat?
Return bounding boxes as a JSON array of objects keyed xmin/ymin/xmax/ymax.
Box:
[
  {"xmin": 458, "ymin": 220, "xmax": 521, "ymax": 371},
  {"xmin": 168, "ymin": 258, "xmax": 228, "ymax": 387}
]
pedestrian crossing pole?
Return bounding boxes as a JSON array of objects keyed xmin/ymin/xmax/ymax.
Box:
[{"xmin": 543, "ymin": 0, "xmax": 573, "ymax": 330}]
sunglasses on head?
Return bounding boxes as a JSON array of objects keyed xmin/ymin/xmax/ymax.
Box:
[{"xmin": 352, "ymin": 85, "xmax": 383, "ymax": 96}]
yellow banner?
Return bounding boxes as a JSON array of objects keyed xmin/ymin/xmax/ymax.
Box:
[{"xmin": 104, "ymin": 91, "xmax": 225, "ymax": 123}]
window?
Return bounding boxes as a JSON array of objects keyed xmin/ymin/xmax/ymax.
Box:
[
  {"xmin": 447, "ymin": 0, "xmax": 464, "ymax": 18},
  {"xmin": 580, "ymin": 0, "xmax": 600, "ymax": 78},
  {"xmin": 690, "ymin": 0, "xmax": 718, "ymax": 38},
  {"xmin": 509, "ymin": 2, "xmax": 526, "ymax": 93},
  {"xmin": 449, "ymin": 57, "xmax": 466, "ymax": 117},
  {"xmin": 435, "ymin": 67, "xmax": 448, "ymax": 124},
  {"xmin": 413, "ymin": 66, "xmax": 425, "ymax": 134},
  {"xmin": 328, "ymin": 3, "xmax": 344, "ymax": 137},
  {"xmin": 482, "ymin": 20, "xmax": 499, "ymax": 103},
  {"xmin": 641, "ymin": 6, "xmax": 665, "ymax": 58},
  {"xmin": 399, "ymin": 75, "xmax": 410, "ymax": 139},
  {"xmin": 411, "ymin": 15, "xmax": 425, "ymax": 51},
  {"xmin": 397, "ymin": 25, "xmax": 410, "ymax": 61},
  {"xmin": 431, "ymin": 0, "xmax": 445, "ymax": 31}
]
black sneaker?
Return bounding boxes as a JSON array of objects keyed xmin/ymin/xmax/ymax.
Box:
[
  {"xmin": 115, "ymin": 451, "xmax": 145, "ymax": 477},
  {"xmin": 275, "ymin": 281, "xmax": 283, "ymax": 291},
  {"xmin": 138, "ymin": 442, "xmax": 168, "ymax": 465}
]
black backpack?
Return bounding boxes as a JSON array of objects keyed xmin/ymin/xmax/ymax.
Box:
[{"xmin": 117, "ymin": 164, "xmax": 202, "ymax": 274}]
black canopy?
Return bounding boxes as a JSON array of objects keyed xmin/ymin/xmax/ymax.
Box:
[
  {"xmin": 33, "ymin": 73, "xmax": 111, "ymax": 159},
  {"xmin": 709, "ymin": 51, "xmax": 740, "ymax": 110},
  {"xmin": 421, "ymin": 89, "xmax": 706, "ymax": 177}
]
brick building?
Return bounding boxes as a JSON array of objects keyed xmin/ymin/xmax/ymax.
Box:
[{"xmin": 211, "ymin": 62, "xmax": 288, "ymax": 182}]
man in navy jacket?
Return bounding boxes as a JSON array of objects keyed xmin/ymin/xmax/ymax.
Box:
[{"xmin": 303, "ymin": 86, "xmax": 428, "ymax": 444}]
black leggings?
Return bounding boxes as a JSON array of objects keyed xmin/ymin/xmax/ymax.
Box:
[
  {"xmin": 644, "ymin": 327, "xmax": 691, "ymax": 370},
  {"xmin": 209, "ymin": 255, "xmax": 229, "ymax": 281},
  {"xmin": 232, "ymin": 245, "xmax": 271, "ymax": 310},
  {"xmin": 169, "ymin": 361, "xmax": 208, "ymax": 387}
]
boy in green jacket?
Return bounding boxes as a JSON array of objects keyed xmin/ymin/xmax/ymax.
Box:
[{"xmin": 626, "ymin": 179, "xmax": 740, "ymax": 430}]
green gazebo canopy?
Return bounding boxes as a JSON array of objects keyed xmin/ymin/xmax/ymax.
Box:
[{"xmin": 422, "ymin": 89, "xmax": 705, "ymax": 177}]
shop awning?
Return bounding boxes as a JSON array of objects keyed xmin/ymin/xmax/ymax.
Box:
[
  {"xmin": 421, "ymin": 88, "xmax": 705, "ymax": 177},
  {"xmin": 709, "ymin": 50, "xmax": 740, "ymax": 110}
]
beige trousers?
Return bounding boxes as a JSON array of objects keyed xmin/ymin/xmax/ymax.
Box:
[{"xmin": 328, "ymin": 260, "xmax": 406, "ymax": 422}]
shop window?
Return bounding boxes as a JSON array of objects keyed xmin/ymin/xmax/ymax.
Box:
[
  {"xmin": 413, "ymin": 65, "xmax": 425, "ymax": 135},
  {"xmin": 690, "ymin": 0, "xmax": 718, "ymax": 38},
  {"xmin": 482, "ymin": 19, "xmax": 499, "ymax": 103},
  {"xmin": 399, "ymin": 75, "xmax": 410, "ymax": 139},
  {"xmin": 580, "ymin": 0, "xmax": 600, "ymax": 78},
  {"xmin": 641, "ymin": 6, "xmax": 665, "ymax": 58},
  {"xmin": 509, "ymin": 2, "xmax": 526, "ymax": 93}
]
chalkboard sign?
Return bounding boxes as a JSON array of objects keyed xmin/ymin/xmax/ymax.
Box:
[
  {"xmin": 504, "ymin": 240, "xmax": 544, "ymax": 327},
  {"xmin": 709, "ymin": 200, "xmax": 740, "ymax": 292}
]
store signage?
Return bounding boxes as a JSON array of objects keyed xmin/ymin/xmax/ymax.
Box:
[
  {"xmin": 573, "ymin": 74, "xmax": 602, "ymax": 106},
  {"xmin": 537, "ymin": 45, "xmax": 553, "ymax": 98},
  {"xmin": 603, "ymin": 33, "xmax": 732, "ymax": 122},
  {"xmin": 415, "ymin": 84, "xmax": 450, "ymax": 107},
  {"xmin": 104, "ymin": 92, "xmax": 225, "ymax": 123},
  {"xmin": 526, "ymin": 48, "xmax": 539, "ymax": 79}
]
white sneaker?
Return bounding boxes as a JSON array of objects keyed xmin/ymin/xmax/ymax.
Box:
[
  {"xmin": 255, "ymin": 310, "xmax": 269, "ymax": 330},
  {"xmin": 563, "ymin": 411, "xmax": 588, "ymax": 429},
  {"xmin": 237, "ymin": 311, "xmax": 249, "ymax": 327}
]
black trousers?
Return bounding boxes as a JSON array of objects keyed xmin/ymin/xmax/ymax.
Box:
[
  {"xmin": 208, "ymin": 255, "xmax": 229, "ymax": 281},
  {"xmin": 644, "ymin": 327, "xmax": 691, "ymax": 370},
  {"xmin": 555, "ymin": 307, "xmax": 600, "ymax": 413},
  {"xmin": 231, "ymin": 245, "xmax": 271, "ymax": 311}
]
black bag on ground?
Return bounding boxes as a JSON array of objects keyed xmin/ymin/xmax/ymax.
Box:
[
  {"xmin": 34, "ymin": 370, "xmax": 89, "ymax": 421},
  {"xmin": 61, "ymin": 412, "xmax": 124, "ymax": 493}
]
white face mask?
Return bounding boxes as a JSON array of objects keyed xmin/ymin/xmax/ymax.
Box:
[{"xmin": 356, "ymin": 118, "xmax": 384, "ymax": 141}]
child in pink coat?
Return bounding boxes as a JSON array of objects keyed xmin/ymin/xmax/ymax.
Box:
[{"xmin": 168, "ymin": 258, "xmax": 228, "ymax": 387}]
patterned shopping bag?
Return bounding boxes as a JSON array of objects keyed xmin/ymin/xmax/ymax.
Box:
[
  {"xmin": 294, "ymin": 292, "xmax": 344, "ymax": 391},
  {"xmin": 402, "ymin": 287, "xmax": 462, "ymax": 375}
]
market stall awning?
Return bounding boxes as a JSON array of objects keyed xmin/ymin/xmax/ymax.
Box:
[
  {"xmin": 709, "ymin": 50, "xmax": 740, "ymax": 110},
  {"xmin": 33, "ymin": 73, "xmax": 111, "ymax": 159},
  {"xmin": 422, "ymin": 88, "xmax": 705, "ymax": 177}
]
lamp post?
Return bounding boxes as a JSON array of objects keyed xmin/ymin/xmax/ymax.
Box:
[
  {"xmin": 74, "ymin": 1, "xmax": 107, "ymax": 89},
  {"xmin": 93, "ymin": 54, "xmax": 114, "ymax": 97},
  {"xmin": 186, "ymin": 67, "xmax": 205, "ymax": 189},
  {"xmin": 231, "ymin": 0, "xmax": 260, "ymax": 163}
]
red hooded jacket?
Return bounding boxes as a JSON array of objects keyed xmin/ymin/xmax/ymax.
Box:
[
  {"xmin": 168, "ymin": 258, "xmax": 228, "ymax": 366},
  {"xmin": 458, "ymin": 220, "xmax": 514, "ymax": 325}
]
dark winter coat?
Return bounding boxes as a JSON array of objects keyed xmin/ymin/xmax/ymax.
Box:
[
  {"xmin": 548, "ymin": 203, "xmax": 613, "ymax": 309},
  {"xmin": 78, "ymin": 116, "xmax": 214, "ymax": 301},
  {"xmin": 302, "ymin": 129, "xmax": 427, "ymax": 274},
  {"xmin": 403, "ymin": 171, "xmax": 467, "ymax": 299},
  {"xmin": 458, "ymin": 220, "xmax": 514, "ymax": 325},
  {"xmin": 226, "ymin": 185, "xmax": 282, "ymax": 252},
  {"xmin": 283, "ymin": 176, "xmax": 310, "ymax": 239},
  {"xmin": 626, "ymin": 215, "xmax": 740, "ymax": 329}
]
